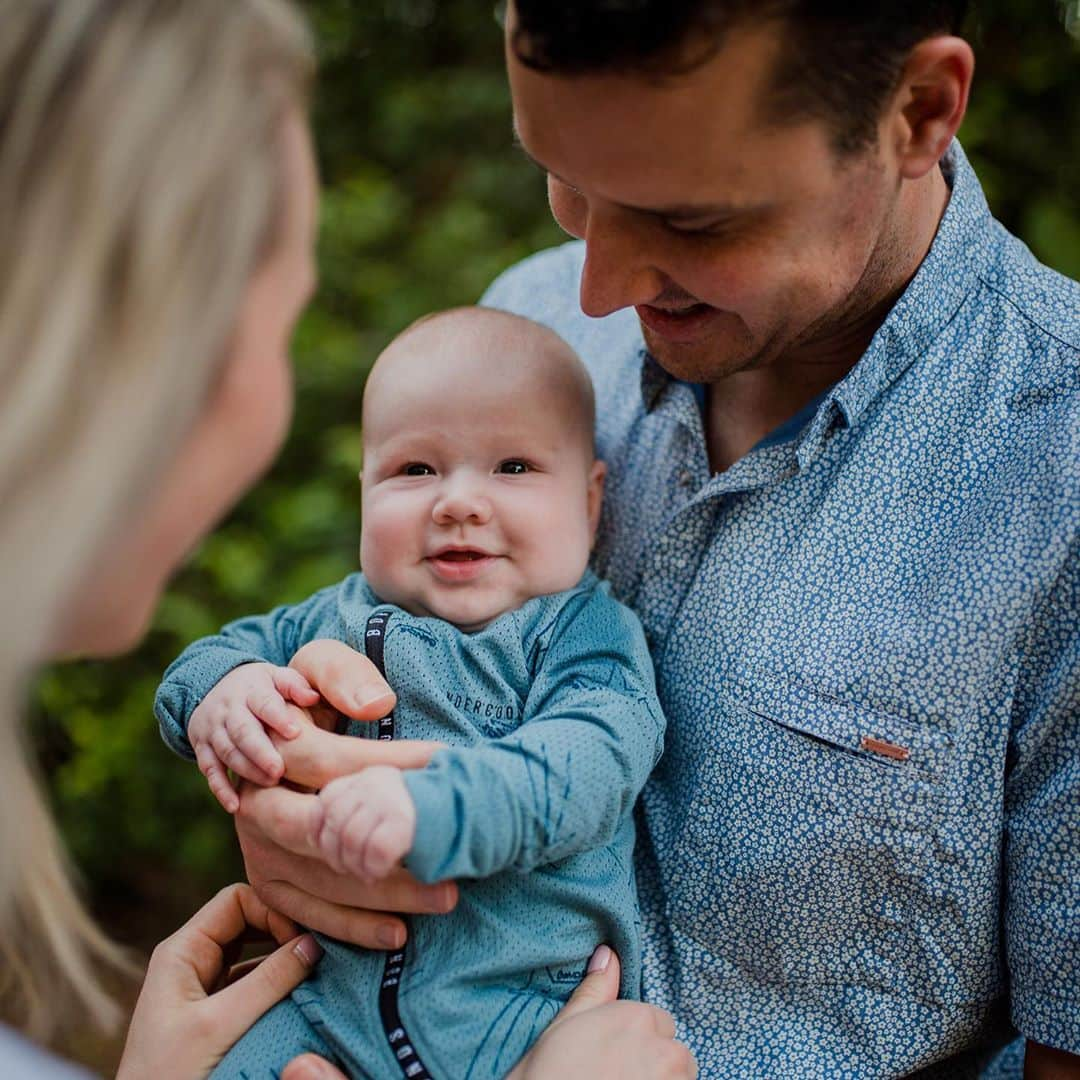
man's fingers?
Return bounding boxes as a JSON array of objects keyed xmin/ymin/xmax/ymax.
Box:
[
  {"xmin": 289, "ymin": 639, "xmax": 396, "ymax": 721},
  {"xmin": 275, "ymin": 722, "xmax": 443, "ymax": 789},
  {"xmin": 209, "ymin": 934, "xmax": 323, "ymax": 1036},
  {"xmin": 554, "ymin": 945, "xmax": 621, "ymax": 1024},
  {"xmin": 240, "ymin": 783, "xmax": 324, "ymax": 857},
  {"xmin": 282, "ymin": 1054, "xmax": 349, "ymax": 1080},
  {"xmin": 255, "ymin": 879, "xmax": 408, "ymax": 951}
]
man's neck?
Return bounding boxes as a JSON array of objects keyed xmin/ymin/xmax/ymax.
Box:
[{"xmin": 705, "ymin": 166, "xmax": 951, "ymax": 473}]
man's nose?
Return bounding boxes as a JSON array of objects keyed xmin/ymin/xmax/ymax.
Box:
[
  {"xmin": 432, "ymin": 476, "xmax": 492, "ymax": 525},
  {"xmin": 579, "ymin": 206, "xmax": 668, "ymax": 319}
]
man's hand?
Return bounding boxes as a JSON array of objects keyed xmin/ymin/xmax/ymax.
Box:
[
  {"xmin": 314, "ymin": 767, "xmax": 416, "ymax": 882},
  {"xmin": 234, "ymin": 639, "xmax": 456, "ymax": 949}
]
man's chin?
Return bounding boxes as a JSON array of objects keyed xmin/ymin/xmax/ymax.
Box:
[{"xmin": 640, "ymin": 323, "xmax": 757, "ymax": 385}]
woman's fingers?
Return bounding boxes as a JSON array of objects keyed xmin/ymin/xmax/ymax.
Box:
[
  {"xmin": 282, "ymin": 1054, "xmax": 350, "ymax": 1080},
  {"xmin": 289, "ymin": 639, "xmax": 396, "ymax": 720},
  {"xmin": 550, "ymin": 945, "xmax": 621, "ymax": 1025},
  {"xmin": 208, "ymin": 933, "xmax": 323, "ymax": 1034}
]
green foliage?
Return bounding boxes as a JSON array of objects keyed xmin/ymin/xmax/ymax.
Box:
[{"xmin": 32, "ymin": 0, "xmax": 1079, "ymax": 966}]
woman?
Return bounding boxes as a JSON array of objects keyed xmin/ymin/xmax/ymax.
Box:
[
  {"xmin": 0, "ymin": 1, "xmax": 689, "ymax": 1075},
  {"xmin": 0, "ymin": 0, "xmax": 327, "ymax": 1073}
]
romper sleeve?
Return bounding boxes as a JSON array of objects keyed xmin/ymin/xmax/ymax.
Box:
[
  {"xmin": 154, "ymin": 581, "xmax": 348, "ymax": 759},
  {"xmin": 403, "ymin": 587, "xmax": 665, "ymax": 882},
  {"xmin": 1004, "ymin": 540, "xmax": 1080, "ymax": 1055}
]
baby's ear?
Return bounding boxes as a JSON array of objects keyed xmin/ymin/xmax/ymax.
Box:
[{"xmin": 586, "ymin": 459, "xmax": 607, "ymax": 542}]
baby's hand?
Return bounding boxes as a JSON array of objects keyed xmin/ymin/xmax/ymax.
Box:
[
  {"xmin": 314, "ymin": 766, "xmax": 417, "ymax": 883},
  {"xmin": 187, "ymin": 663, "xmax": 320, "ymax": 812}
]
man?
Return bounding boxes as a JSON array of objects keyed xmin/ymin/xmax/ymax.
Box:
[{"xmin": 239, "ymin": 3, "xmax": 1080, "ymax": 1076}]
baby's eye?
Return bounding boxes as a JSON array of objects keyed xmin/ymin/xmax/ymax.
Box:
[
  {"xmin": 403, "ymin": 462, "xmax": 435, "ymax": 476},
  {"xmin": 497, "ymin": 460, "xmax": 530, "ymax": 475}
]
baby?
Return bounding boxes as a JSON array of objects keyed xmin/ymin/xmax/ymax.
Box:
[{"xmin": 156, "ymin": 307, "xmax": 665, "ymax": 1079}]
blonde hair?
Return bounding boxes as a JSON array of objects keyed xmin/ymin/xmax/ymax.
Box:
[{"xmin": 0, "ymin": 0, "xmax": 313, "ymax": 1041}]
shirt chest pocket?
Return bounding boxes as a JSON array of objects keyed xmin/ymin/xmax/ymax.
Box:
[{"xmin": 664, "ymin": 672, "xmax": 955, "ymax": 992}]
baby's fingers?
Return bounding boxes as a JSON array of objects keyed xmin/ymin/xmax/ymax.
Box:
[
  {"xmin": 251, "ymin": 688, "xmax": 306, "ymax": 741},
  {"xmin": 362, "ymin": 816, "xmax": 409, "ymax": 881},
  {"xmin": 195, "ymin": 742, "xmax": 239, "ymax": 813},
  {"xmin": 271, "ymin": 666, "xmax": 321, "ymax": 710},
  {"xmin": 211, "ymin": 723, "xmax": 282, "ymax": 787}
]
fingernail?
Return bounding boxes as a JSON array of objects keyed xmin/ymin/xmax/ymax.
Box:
[
  {"xmin": 426, "ymin": 884, "xmax": 456, "ymax": 913},
  {"xmin": 587, "ymin": 945, "xmax": 612, "ymax": 974},
  {"xmin": 357, "ymin": 690, "xmax": 394, "ymax": 711},
  {"xmin": 376, "ymin": 923, "xmax": 404, "ymax": 949},
  {"xmin": 284, "ymin": 723, "xmax": 300, "ymax": 737},
  {"xmin": 293, "ymin": 934, "xmax": 323, "ymax": 966}
]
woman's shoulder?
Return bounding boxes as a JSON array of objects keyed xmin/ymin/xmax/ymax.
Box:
[{"xmin": 0, "ymin": 1026, "xmax": 94, "ymax": 1078}]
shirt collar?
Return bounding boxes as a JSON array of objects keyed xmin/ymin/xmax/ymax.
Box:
[{"xmin": 831, "ymin": 139, "xmax": 1001, "ymax": 430}]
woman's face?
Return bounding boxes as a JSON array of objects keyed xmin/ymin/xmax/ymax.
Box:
[{"xmin": 56, "ymin": 111, "xmax": 319, "ymax": 657}]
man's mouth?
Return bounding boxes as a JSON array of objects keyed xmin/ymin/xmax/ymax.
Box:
[{"xmin": 635, "ymin": 301, "xmax": 725, "ymax": 344}]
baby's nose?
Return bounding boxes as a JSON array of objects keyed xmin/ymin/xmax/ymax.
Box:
[{"xmin": 432, "ymin": 479, "xmax": 492, "ymax": 524}]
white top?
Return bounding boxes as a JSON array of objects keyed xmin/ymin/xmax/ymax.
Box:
[{"xmin": 0, "ymin": 1026, "xmax": 94, "ymax": 1078}]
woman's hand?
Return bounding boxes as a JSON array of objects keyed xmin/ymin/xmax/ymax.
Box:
[
  {"xmin": 235, "ymin": 638, "xmax": 457, "ymax": 949},
  {"xmin": 116, "ymin": 884, "xmax": 324, "ymax": 1080},
  {"xmin": 509, "ymin": 947, "xmax": 697, "ymax": 1080}
]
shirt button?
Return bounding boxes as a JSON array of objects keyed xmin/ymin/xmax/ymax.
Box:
[{"xmin": 677, "ymin": 469, "xmax": 694, "ymax": 488}]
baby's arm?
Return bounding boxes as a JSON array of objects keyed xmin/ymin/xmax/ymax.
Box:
[
  {"xmin": 319, "ymin": 590, "xmax": 665, "ymax": 884},
  {"xmin": 155, "ymin": 583, "xmax": 347, "ymax": 810}
]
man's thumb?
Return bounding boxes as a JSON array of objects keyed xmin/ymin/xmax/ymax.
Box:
[{"xmin": 556, "ymin": 945, "xmax": 621, "ymax": 1023}]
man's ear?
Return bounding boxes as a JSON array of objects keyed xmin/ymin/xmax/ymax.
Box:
[
  {"xmin": 887, "ymin": 35, "xmax": 975, "ymax": 181},
  {"xmin": 586, "ymin": 459, "xmax": 607, "ymax": 543}
]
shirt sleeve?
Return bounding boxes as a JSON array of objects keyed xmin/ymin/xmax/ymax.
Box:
[
  {"xmin": 1005, "ymin": 542, "xmax": 1080, "ymax": 1055},
  {"xmin": 154, "ymin": 583, "xmax": 345, "ymax": 759},
  {"xmin": 403, "ymin": 589, "xmax": 665, "ymax": 883}
]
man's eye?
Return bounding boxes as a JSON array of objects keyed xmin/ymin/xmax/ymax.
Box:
[
  {"xmin": 497, "ymin": 460, "xmax": 530, "ymax": 475},
  {"xmin": 403, "ymin": 463, "xmax": 434, "ymax": 476}
]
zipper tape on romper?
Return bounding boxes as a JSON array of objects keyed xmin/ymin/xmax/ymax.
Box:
[{"xmin": 364, "ymin": 609, "xmax": 435, "ymax": 1080}]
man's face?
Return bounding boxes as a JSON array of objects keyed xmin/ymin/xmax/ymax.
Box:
[{"xmin": 506, "ymin": 16, "xmax": 904, "ymax": 384}]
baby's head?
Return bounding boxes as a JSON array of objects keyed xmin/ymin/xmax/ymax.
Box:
[{"xmin": 360, "ymin": 307, "xmax": 605, "ymax": 632}]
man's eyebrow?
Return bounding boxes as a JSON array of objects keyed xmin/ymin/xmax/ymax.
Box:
[{"xmin": 511, "ymin": 129, "xmax": 750, "ymax": 222}]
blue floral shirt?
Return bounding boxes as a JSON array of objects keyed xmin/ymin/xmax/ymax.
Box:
[{"xmin": 482, "ymin": 141, "xmax": 1080, "ymax": 1078}]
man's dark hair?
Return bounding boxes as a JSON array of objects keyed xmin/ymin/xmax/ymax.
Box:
[{"xmin": 511, "ymin": 1, "xmax": 971, "ymax": 154}]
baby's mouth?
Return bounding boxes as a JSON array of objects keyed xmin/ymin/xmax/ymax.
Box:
[
  {"xmin": 426, "ymin": 547, "xmax": 499, "ymax": 580},
  {"xmin": 435, "ymin": 549, "xmax": 487, "ymax": 562}
]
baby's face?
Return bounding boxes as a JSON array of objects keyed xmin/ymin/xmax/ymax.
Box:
[{"xmin": 360, "ymin": 321, "xmax": 604, "ymax": 632}]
